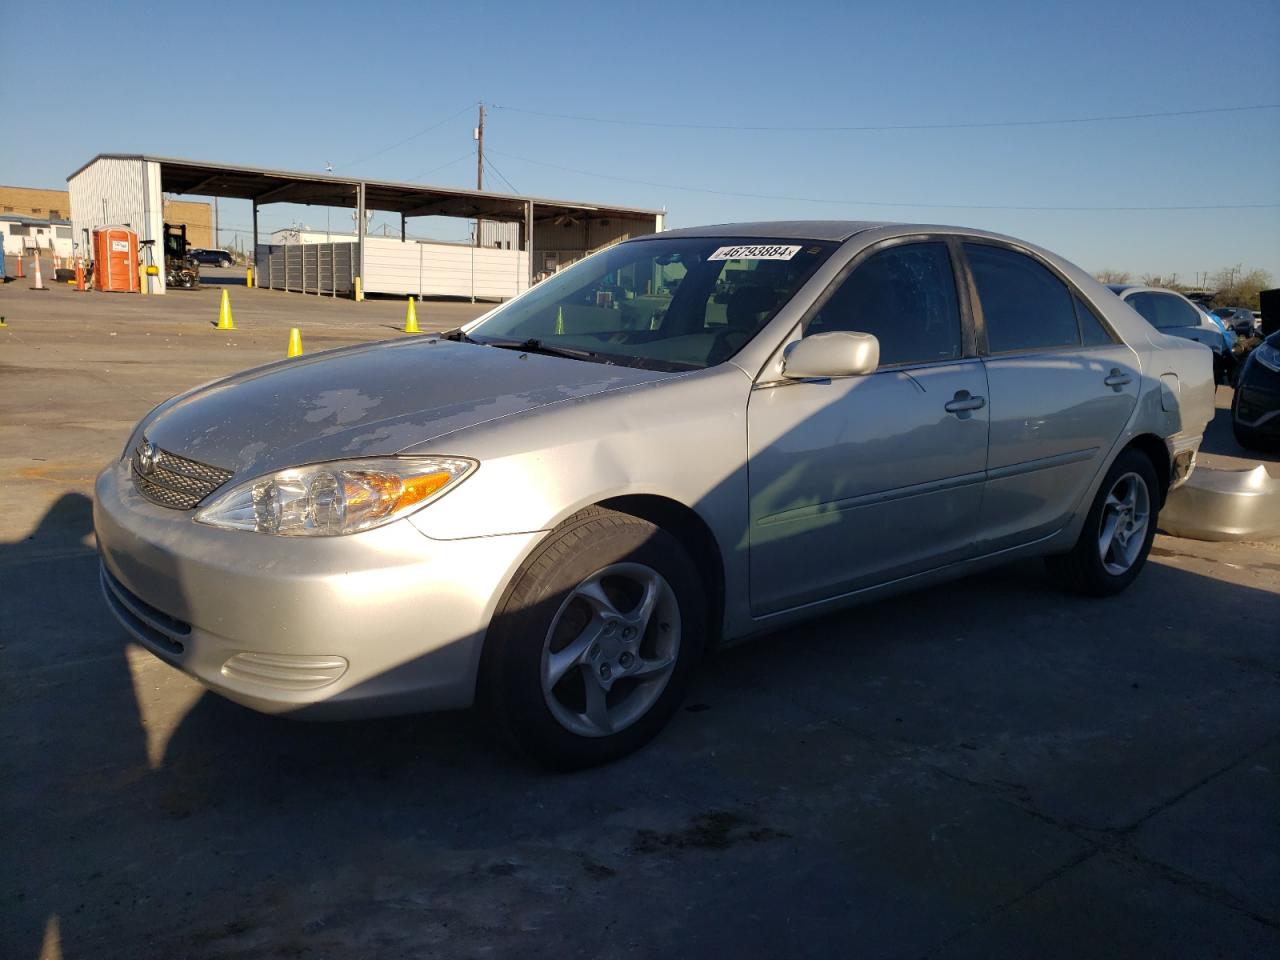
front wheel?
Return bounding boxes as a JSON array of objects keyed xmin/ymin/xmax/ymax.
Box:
[
  {"xmin": 1046, "ymin": 448, "xmax": 1159, "ymax": 596},
  {"xmin": 481, "ymin": 507, "xmax": 706, "ymax": 769}
]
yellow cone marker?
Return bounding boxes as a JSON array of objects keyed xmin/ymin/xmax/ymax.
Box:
[
  {"xmin": 287, "ymin": 327, "xmax": 303, "ymax": 358},
  {"xmin": 216, "ymin": 289, "xmax": 235, "ymax": 330},
  {"xmin": 404, "ymin": 296, "xmax": 420, "ymax": 334},
  {"xmin": 554, "ymin": 305, "xmax": 565, "ymax": 335}
]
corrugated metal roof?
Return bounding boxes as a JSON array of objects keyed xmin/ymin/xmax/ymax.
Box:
[{"xmin": 67, "ymin": 154, "xmax": 664, "ymax": 223}]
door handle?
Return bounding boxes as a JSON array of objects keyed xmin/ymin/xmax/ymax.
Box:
[
  {"xmin": 944, "ymin": 390, "xmax": 986, "ymax": 415},
  {"xmin": 1104, "ymin": 369, "xmax": 1133, "ymax": 389}
]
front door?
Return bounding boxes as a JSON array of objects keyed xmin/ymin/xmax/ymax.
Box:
[{"xmin": 747, "ymin": 240, "xmax": 990, "ymax": 616}]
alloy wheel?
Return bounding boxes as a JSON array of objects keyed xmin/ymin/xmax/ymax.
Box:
[
  {"xmin": 1097, "ymin": 471, "xmax": 1151, "ymax": 576},
  {"xmin": 540, "ymin": 562, "xmax": 681, "ymax": 738}
]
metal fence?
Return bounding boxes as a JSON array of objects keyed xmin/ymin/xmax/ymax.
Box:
[{"xmin": 254, "ymin": 242, "xmax": 357, "ymax": 296}]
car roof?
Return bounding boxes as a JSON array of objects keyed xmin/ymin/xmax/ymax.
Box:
[
  {"xmin": 654, "ymin": 220, "xmax": 895, "ymax": 242},
  {"xmin": 1107, "ymin": 283, "xmax": 1186, "ymax": 298}
]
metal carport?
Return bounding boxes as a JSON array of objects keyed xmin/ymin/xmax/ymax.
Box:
[{"xmin": 67, "ymin": 154, "xmax": 664, "ymax": 296}]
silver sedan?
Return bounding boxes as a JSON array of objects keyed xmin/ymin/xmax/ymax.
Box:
[{"xmin": 95, "ymin": 221, "xmax": 1215, "ymax": 767}]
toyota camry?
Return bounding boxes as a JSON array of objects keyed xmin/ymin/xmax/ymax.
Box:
[{"xmin": 95, "ymin": 222, "xmax": 1214, "ymax": 768}]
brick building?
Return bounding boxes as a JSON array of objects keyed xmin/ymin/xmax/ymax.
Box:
[{"xmin": 0, "ymin": 185, "xmax": 213, "ymax": 248}]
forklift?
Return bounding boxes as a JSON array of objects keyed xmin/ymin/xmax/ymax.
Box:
[{"xmin": 163, "ymin": 222, "xmax": 200, "ymax": 289}]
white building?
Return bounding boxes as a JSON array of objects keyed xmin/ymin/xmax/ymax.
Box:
[
  {"xmin": 2, "ymin": 216, "xmax": 75, "ymax": 258},
  {"xmin": 269, "ymin": 227, "xmax": 359, "ymax": 245}
]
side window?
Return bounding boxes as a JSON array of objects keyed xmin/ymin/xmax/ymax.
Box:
[
  {"xmin": 1124, "ymin": 292, "xmax": 1161, "ymax": 326},
  {"xmin": 964, "ymin": 243, "xmax": 1079, "ymax": 353},
  {"xmin": 1074, "ymin": 295, "xmax": 1115, "ymax": 346},
  {"xmin": 807, "ymin": 242, "xmax": 961, "ymax": 366},
  {"xmin": 1163, "ymin": 295, "xmax": 1203, "ymax": 328},
  {"xmin": 1127, "ymin": 292, "xmax": 1197, "ymax": 330}
]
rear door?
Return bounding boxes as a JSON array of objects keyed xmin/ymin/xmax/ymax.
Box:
[{"xmin": 962, "ymin": 242, "xmax": 1140, "ymax": 552}]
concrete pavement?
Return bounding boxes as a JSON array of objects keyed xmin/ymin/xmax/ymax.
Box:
[{"xmin": 2, "ymin": 278, "xmax": 1277, "ymax": 959}]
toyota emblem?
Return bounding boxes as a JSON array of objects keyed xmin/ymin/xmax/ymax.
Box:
[{"xmin": 138, "ymin": 440, "xmax": 157, "ymax": 476}]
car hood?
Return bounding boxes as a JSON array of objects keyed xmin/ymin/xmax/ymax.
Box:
[{"xmin": 142, "ymin": 337, "xmax": 676, "ymax": 478}]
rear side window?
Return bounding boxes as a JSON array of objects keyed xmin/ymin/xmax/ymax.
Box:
[
  {"xmin": 1074, "ymin": 296, "xmax": 1115, "ymax": 346},
  {"xmin": 806, "ymin": 242, "xmax": 962, "ymax": 365},
  {"xmin": 1126, "ymin": 292, "xmax": 1201, "ymax": 329},
  {"xmin": 964, "ymin": 243, "xmax": 1079, "ymax": 353}
]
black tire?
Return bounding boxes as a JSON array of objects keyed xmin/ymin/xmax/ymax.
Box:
[
  {"xmin": 481, "ymin": 507, "xmax": 706, "ymax": 770},
  {"xmin": 1046, "ymin": 448, "xmax": 1160, "ymax": 597}
]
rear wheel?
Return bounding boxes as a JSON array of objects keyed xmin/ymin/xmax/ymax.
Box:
[
  {"xmin": 1046, "ymin": 448, "xmax": 1159, "ymax": 596},
  {"xmin": 481, "ymin": 507, "xmax": 706, "ymax": 769}
]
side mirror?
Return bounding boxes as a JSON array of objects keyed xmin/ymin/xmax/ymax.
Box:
[{"xmin": 782, "ymin": 331, "xmax": 880, "ymax": 379}]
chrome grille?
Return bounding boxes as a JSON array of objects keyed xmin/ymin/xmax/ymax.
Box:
[{"xmin": 131, "ymin": 442, "xmax": 234, "ymax": 510}]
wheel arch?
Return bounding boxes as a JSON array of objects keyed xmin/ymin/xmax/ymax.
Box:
[
  {"xmin": 597, "ymin": 494, "xmax": 727, "ymax": 649},
  {"xmin": 1123, "ymin": 433, "xmax": 1172, "ymax": 507}
]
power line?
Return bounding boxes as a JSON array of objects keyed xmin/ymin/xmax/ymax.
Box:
[
  {"xmin": 410, "ymin": 151, "xmax": 474, "ymax": 182},
  {"xmin": 483, "ymin": 156, "xmax": 519, "ymax": 194},
  {"xmin": 490, "ymin": 102, "xmax": 1280, "ymax": 133},
  {"xmin": 338, "ymin": 104, "xmax": 474, "ymax": 170},
  {"xmin": 488, "ymin": 149, "xmax": 1280, "ymax": 212}
]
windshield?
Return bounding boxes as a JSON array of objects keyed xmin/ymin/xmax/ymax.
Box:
[{"xmin": 466, "ymin": 237, "xmax": 837, "ymax": 370}]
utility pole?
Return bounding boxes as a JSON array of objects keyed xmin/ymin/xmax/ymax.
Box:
[
  {"xmin": 325, "ymin": 161, "xmax": 333, "ymax": 242},
  {"xmin": 475, "ymin": 101, "xmax": 485, "ymax": 191},
  {"xmin": 474, "ymin": 101, "xmax": 484, "ymax": 248},
  {"xmin": 213, "ymin": 196, "xmax": 219, "ymax": 250}
]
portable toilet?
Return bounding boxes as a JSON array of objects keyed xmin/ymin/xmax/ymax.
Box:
[{"xmin": 92, "ymin": 226, "xmax": 139, "ymax": 293}]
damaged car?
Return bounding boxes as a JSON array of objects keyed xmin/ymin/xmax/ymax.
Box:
[{"xmin": 95, "ymin": 222, "xmax": 1215, "ymax": 767}]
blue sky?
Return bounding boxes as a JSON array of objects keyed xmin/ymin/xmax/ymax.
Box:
[{"xmin": 4, "ymin": 0, "xmax": 1277, "ymax": 279}]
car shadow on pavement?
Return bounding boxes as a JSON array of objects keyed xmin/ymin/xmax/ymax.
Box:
[
  {"xmin": 4, "ymin": 495, "xmax": 1279, "ymax": 958},
  {"xmin": 1, "ymin": 492, "xmax": 524, "ymax": 959}
]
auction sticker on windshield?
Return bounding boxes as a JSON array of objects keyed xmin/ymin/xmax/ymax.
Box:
[{"xmin": 708, "ymin": 244, "xmax": 801, "ymax": 261}]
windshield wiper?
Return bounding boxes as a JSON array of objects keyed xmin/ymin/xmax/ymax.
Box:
[
  {"xmin": 478, "ymin": 337, "xmax": 607, "ymax": 363},
  {"xmin": 441, "ymin": 327, "xmax": 479, "ymax": 343}
]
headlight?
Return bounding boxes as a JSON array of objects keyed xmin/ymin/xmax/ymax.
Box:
[
  {"xmin": 195, "ymin": 457, "xmax": 476, "ymax": 536},
  {"xmin": 1254, "ymin": 342, "xmax": 1280, "ymax": 373}
]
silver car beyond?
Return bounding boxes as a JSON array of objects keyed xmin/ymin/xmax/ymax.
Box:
[{"xmin": 95, "ymin": 222, "xmax": 1214, "ymax": 767}]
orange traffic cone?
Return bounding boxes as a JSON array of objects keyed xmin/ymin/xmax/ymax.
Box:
[
  {"xmin": 14, "ymin": 255, "xmax": 24, "ymax": 279},
  {"xmin": 75, "ymin": 258, "xmax": 86, "ymax": 292},
  {"xmin": 31, "ymin": 253, "xmax": 46, "ymax": 291}
]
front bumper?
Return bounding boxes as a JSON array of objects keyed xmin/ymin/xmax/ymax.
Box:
[
  {"xmin": 94, "ymin": 460, "xmax": 541, "ymax": 718},
  {"xmin": 1234, "ymin": 362, "xmax": 1280, "ymax": 435}
]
